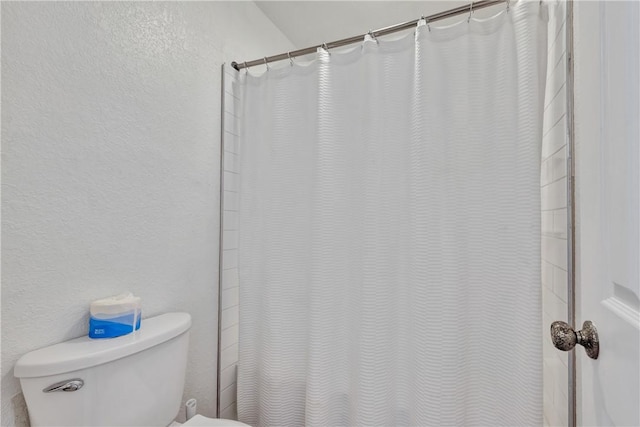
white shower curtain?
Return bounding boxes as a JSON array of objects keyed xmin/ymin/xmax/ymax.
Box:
[{"xmin": 236, "ymin": 2, "xmax": 547, "ymax": 426}]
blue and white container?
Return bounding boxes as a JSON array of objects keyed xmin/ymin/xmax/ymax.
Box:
[{"xmin": 89, "ymin": 292, "xmax": 141, "ymax": 339}]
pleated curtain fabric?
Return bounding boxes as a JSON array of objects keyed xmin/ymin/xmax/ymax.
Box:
[{"xmin": 236, "ymin": 3, "xmax": 547, "ymax": 426}]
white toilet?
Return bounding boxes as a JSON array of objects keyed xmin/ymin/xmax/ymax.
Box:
[{"xmin": 14, "ymin": 312, "xmax": 248, "ymax": 427}]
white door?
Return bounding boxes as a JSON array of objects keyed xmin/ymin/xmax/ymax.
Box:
[{"xmin": 573, "ymin": 1, "xmax": 640, "ymax": 426}]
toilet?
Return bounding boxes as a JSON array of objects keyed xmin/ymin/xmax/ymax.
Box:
[{"xmin": 14, "ymin": 312, "xmax": 248, "ymax": 427}]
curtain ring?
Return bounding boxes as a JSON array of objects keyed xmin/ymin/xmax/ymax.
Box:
[
  {"xmin": 243, "ymin": 61, "xmax": 248, "ymax": 73},
  {"xmin": 368, "ymin": 29, "xmax": 379, "ymax": 44},
  {"xmin": 424, "ymin": 15, "xmax": 431, "ymax": 32},
  {"xmin": 322, "ymin": 42, "xmax": 330, "ymax": 54},
  {"xmin": 419, "ymin": 15, "xmax": 431, "ymax": 32},
  {"xmin": 263, "ymin": 57, "xmax": 269, "ymax": 70},
  {"xmin": 287, "ymin": 52, "xmax": 294, "ymax": 66},
  {"xmin": 468, "ymin": 1, "xmax": 474, "ymax": 22}
]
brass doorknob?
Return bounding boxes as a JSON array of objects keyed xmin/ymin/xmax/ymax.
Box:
[{"xmin": 550, "ymin": 320, "xmax": 599, "ymax": 359}]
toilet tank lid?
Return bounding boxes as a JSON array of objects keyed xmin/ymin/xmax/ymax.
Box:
[{"xmin": 14, "ymin": 312, "xmax": 191, "ymax": 379}]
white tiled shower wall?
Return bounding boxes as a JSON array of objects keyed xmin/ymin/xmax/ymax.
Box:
[
  {"xmin": 220, "ymin": 2, "xmax": 570, "ymax": 422},
  {"xmin": 219, "ymin": 64, "xmax": 242, "ymax": 420},
  {"xmin": 541, "ymin": 1, "xmax": 570, "ymax": 426}
]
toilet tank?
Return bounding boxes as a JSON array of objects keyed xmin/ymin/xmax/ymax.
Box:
[{"xmin": 14, "ymin": 312, "xmax": 191, "ymax": 427}]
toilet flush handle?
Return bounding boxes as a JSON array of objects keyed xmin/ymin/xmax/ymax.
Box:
[{"xmin": 43, "ymin": 378, "xmax": 84, "ymax": 393}]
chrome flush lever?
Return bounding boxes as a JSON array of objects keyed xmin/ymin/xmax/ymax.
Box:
[{"xmin": 43, "ymin": 378, "xmax": 84, "ymax": 393}]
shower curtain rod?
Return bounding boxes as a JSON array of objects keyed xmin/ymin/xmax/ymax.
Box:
[{"xmin": 232, "ymin": 0, "xmax": 507, "ymax": 70}]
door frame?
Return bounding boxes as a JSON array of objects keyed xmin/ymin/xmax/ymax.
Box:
[{"xmin": 565, "ymin": 1, "xmax": 577, "ymax": 426}]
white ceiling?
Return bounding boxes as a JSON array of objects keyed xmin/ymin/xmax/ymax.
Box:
[{"xmin": 255, "ymin": 1, "xmax": 503, "ymax": 50}]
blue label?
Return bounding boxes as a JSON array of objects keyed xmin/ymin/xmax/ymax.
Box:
[{"xmin": 89, "ymin": 313, "xmax": 141, "ymax": 339}]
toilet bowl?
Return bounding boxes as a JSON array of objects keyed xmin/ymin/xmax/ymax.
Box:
[{"xmin": 14, "ymin": 312, "xmax": 249, "ymax": 427}]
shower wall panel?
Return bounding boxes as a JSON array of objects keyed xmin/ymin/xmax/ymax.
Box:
[
  {"xmin": 219, "ymin": 64, "xmax": 242, "ymax": 420},
  {"xmin": 541, "ymin": 1, "xmax": 570, "ymax": 426}
]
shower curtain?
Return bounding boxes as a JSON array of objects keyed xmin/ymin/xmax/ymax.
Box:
[{"xmin": 235, "ymin": 2, "xmax": 547, "ymax": 426}]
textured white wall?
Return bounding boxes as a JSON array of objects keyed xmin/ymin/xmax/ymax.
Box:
[
  {"xmin": 541, "ymin": 1, "xmax": 569, "ymax": 426},
  {"xmin": 1, "ymin": 2, "xmax": 293, "ymax": 426}
]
